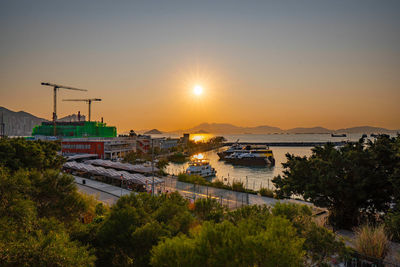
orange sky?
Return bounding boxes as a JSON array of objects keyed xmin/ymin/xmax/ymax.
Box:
[{"xmin": 0, "ymin": 1, "xmax": 399, "ymax": 132}]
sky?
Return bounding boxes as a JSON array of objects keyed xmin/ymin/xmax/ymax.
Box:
[{"xmin": 0, "ymin": 0, "xmax": 399, "ymax": 132}]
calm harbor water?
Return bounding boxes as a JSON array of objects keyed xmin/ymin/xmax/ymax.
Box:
[
  {"xmin": 166, "ymin": 146, "xmax": 312, "ymax": 191},
  {"xmin": 160, "ymin": 133, "xmax": 387, "ymax": 191}
]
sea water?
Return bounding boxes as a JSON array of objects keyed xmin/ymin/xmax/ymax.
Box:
[{"xmin": 163, "ymin": 133, "xmax": 381, "ymax": 190}]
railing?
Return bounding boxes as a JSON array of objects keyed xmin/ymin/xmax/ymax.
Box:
[
  {"xmin": 163, "ymin": 176, "xmax": 250, "ymax": 209},
  {"xmin": 343, "ymin": 252, "xmax": 400, "ymax": 267}
]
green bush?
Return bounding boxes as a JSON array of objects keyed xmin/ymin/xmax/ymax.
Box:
[
  {"xmin": 258, "ymin": 187, "xmax": 274, "ymax": 198},
  {"xmin": 385, "ymin": 210, "xmax": 400, "ymax": 242},
  {"xmin": 231, "ymin": 181, "xmax": 246, "ymax": 192},
  {"xmin": 178, "ymin": 173, "xmax": 208, "ymax": 185},
  {"xmin": 194, "ymin": 198, "xmax": 225, "ymax": 223},
  {"xmin": 151, "ymin": 218, "xmax": 305, "ymax": 267},
  {"xmin": 168, "ymin": 152, "xmax": 188, "ymax": 163}
]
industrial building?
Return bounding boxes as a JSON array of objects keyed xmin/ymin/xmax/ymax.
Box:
[
  {"xmin": 136, "ymin": 135, "xmax": 179, "ymax": 153},
  {"xmin": 61, "ymin": 137, "xmax": 136, "ymax": 160}
]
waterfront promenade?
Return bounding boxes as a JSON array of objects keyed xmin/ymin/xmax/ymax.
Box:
[{"xmin": 74, "ymin": 175, "xmax": 312, "ymax": 210}]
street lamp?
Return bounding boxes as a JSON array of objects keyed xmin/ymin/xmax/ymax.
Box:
[
  {"xmin": 151, "ymin": 139, "xmax": 155, "ymax": 196},
  {"xmin": 120, "ymin": 174, "xmax": 124, "ymax": 197}
]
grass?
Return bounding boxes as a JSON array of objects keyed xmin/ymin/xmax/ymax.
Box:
[
  {"xmin": 177, "ymin": 174, "xmax": 274, "ymax": 197},
  {"xmin": 354, "ymin": 224, "xmax": 391, "ymax": 260}
]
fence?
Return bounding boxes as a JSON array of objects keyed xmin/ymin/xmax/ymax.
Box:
[
  {"xmin": 343, "ymin": 252, "xmax": 400, "ymax": 267},
  {"xmin": 163, "ymin": 176, "xmax": 252, "ymax": 209}
]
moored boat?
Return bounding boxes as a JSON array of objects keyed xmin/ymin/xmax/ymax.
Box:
[
  {"xmin": 224, "ymin": 149, "xmax": 275, "ymax": 166},
  {"xmin": 185, "ymin": 159, "xmax": 216, "ymax": 177}
]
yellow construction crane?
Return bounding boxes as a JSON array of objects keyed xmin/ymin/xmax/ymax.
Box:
[
  {"xmin": 41, "ymin": 82, "xmax": 88, "ymax": 136},
  {"xmin": 41, "ymin": 82, "xmax": 87, "ymax": 122},
  {"xmin": 62, "ymin": 98, "xmax": 102, "ymax": 122}
]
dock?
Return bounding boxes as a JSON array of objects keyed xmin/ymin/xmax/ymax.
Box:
[{"xmin": 223, "ymin": 141, "xmax": 347, "ymax": 147}]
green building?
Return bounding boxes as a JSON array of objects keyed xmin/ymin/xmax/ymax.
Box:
[{"xmin": 32, "ymin": 121, "xmax": 117, "ymax": 138}]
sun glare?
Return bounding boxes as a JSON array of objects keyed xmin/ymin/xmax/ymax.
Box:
[{"xmin": 193, "ymin": 85, "xmax": 203, "ymax": 95}]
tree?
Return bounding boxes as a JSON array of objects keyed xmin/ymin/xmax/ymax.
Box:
[
  {"xmin": 151, "ymin": 218, "xmax": 305, "ymax": 267},
  {"xmin": 0, "ymin": 168, "xmax": 96, "ymax": 266},
  {"xmin": 0, "ymin": 138, "xmax": 64, "ymax": 171},
  {"xmin": 193, "ymin": 198, "xmax": 225, "ymax": 222},
  {"xmin": 273, "ymin": 136, "xmax": 400, "ymax": 229},
  {"xmin": 0, "ymin": 218, "xmax": 96, "ymax": 267},
  {"xmin": 96, "ymin": 192, "xmax": 193, "ymax": 266}
]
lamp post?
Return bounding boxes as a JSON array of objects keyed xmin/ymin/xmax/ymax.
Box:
[
  {"xmin": 120, "ymin": 174, "xmax": 124, "ymax": 197},
  {"xmin": 151, "ymin": 139, "xmax": 155, "ymax": 196},
  {"xmin": 246, "ymin": 176, "xmax": 249, "ymax": 205}
]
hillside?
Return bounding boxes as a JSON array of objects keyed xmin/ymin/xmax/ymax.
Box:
[
  {"xmin": 334, "ymin": 126, "xmax": 399, "ymax": 134},
  {"xmin": 0, "ymin": 107, "xmax": 90, "ymax": 136},
  {"xmin": 144, "ymin": 129, "xmax": 163, "ymax": 134},
  {"xmin": 171, "ymin": 122, "xmax": 399, "ymax": 135},
  {"xmin": 172, "ymin": 123, "xmax": 282, "ymax": 134},
  {"xmin": 0, "ymin": 107, "xmax": 48, "ymax": 136}
]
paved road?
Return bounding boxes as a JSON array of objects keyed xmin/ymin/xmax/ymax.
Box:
[{"xmin": 76, "ymin": 183, "xmax": 119, "ymax": 206}]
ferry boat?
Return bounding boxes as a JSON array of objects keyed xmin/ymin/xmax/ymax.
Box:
[
  {"xmin": 224, "ymin": 149, "xmax": 275, "ymax": 167},
  {"xmin": 218, "ymin": 143, "xmax": 273, "ymax": 160},
  {"xmin": 217, "ymin": 140, "xmax": 242, "ymax": 159},
  {"xmin": 185, "ymin": 159, "xmax": 216, "ymax": 177}
]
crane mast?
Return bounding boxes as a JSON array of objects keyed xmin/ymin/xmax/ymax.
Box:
[
  {"xmin": 62, "ymin": 98, "xmax": 102, "ymax": 122},
  {"xmin": 41, "ymin": 82, "xmax": 87, "ymax": 135}
]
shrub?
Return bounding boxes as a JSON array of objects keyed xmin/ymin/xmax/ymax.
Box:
[
  {"xmin": 231, "ymin": 181, "xmax": 246, "ymax": 192},
  {"xmin": 194, "ymin": 198, "xmax": 225, "ymax": 222},
  {"xmin": 259, "ymin": 187, "xmax": 274, "ymax": 198},
  {"xmin": 177, "ymin": 174, "xmax": 208, "ymax": 185},
  {"xmin": 168, "ymin": 152, "xmax": 187, "ymax": 163},
  {"xmin": 354, "ymin": 224, "xmax": 391, "ymax": 260},
  {"xmin": 211, "ymin": 180, "xmax": 224, "ymax": 188},
  {"xmin": 385, "ymin": 210, "xmax": 400, "ymax": 242}
]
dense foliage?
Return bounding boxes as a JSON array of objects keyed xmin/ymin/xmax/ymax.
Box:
[
  {"xmin": 0, "ymin": 168, "xmax": 96, "ymax": 266},
  {"xmin": 151, "ymin": 202, "xmax": 346, "ymax": 267},
  {"xmin": 0, "ymin": 137, "xmax": 64, "ymax": 171},
  {"xmin": 273, "ymin": 135, "xmax": 400, "ymax": 229},
  {"xmin": 0, "ymin": 138, "xmax": 349, "ymax": 266}
]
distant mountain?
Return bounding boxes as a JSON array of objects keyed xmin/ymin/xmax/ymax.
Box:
[
  {"xmin": 194, "ymin": 129, "xmax": 209, "ymax": 134},
  {"xmin": 58, "ymin": 113, "xmax": 86, "ymax": 122},
  {"xmin": 0, "ymin": 106, "xmax": 93, "ymax": 136},
  {"xmin": 334, "ymin": 126, "xmax": 399, "ymax": 134},
  {"xmin": 171, "ymin": 122, "xmax": 399, "ymax": 135},
  {"xmin": 171, "ymin": 123, "xmax": 282, "ymax": 134},
  {"xmin": 286, "ymin": 127, "xmax": 331, "ymax": 134},
  {"xmin": 144, "ymin": 129, "xmax": 163, "ymax": 134},
  {"xmin": 0, "ymin": 106, "xmax": 48, "ymax": 136}
]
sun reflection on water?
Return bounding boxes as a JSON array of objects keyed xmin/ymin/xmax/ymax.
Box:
[{"xmin": 190, "ymin": 133, "xmax": 213, "ymax": 143}]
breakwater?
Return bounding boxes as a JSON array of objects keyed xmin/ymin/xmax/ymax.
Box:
[{"xmin": 224, "ymin": 141, "xmax": 347, "ymax": 147}]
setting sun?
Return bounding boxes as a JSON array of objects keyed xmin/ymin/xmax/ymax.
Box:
[{"xmin": 193, "ymin": 85, "xmax": 203, "ymax": 95}]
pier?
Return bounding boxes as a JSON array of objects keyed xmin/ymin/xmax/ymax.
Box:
[{"xmin": 223, "ymin": 141, "xmax": 347, "ymax": 147}]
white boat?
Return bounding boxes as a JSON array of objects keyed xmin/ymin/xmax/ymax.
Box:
[
  {"xmin": 225, "ymin": 149, "xmax": 275, "ymax": 166},
  {"xmin": 185, "ymin": 159, "xmax": 216, "ymax": 177}
]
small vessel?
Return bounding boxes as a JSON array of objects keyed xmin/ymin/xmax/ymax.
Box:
[
  {"xmin": 331, "ymin": 133, "xmax": 347, "ymax": 137},
  {"xmin": 186, "ymin": 159, "xmax": 216, "ymax": 177},
  {"xmin": 217, "ymin": 139, "xmax": 242, "ymax": 159},
  {"xmin": 218, "ymin": 141, "xmax": 273, "ymax": 160},
  {"xmin": 370, "ymin": 133, "xmax": 379, "ymax": 138},
  {"xmin": 225, "ymin": 149, "xmax": 275, "ymax": 166},
  {"xmin": 362, "ymin": 134, "xmax": 367, "ymax": 138}
]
